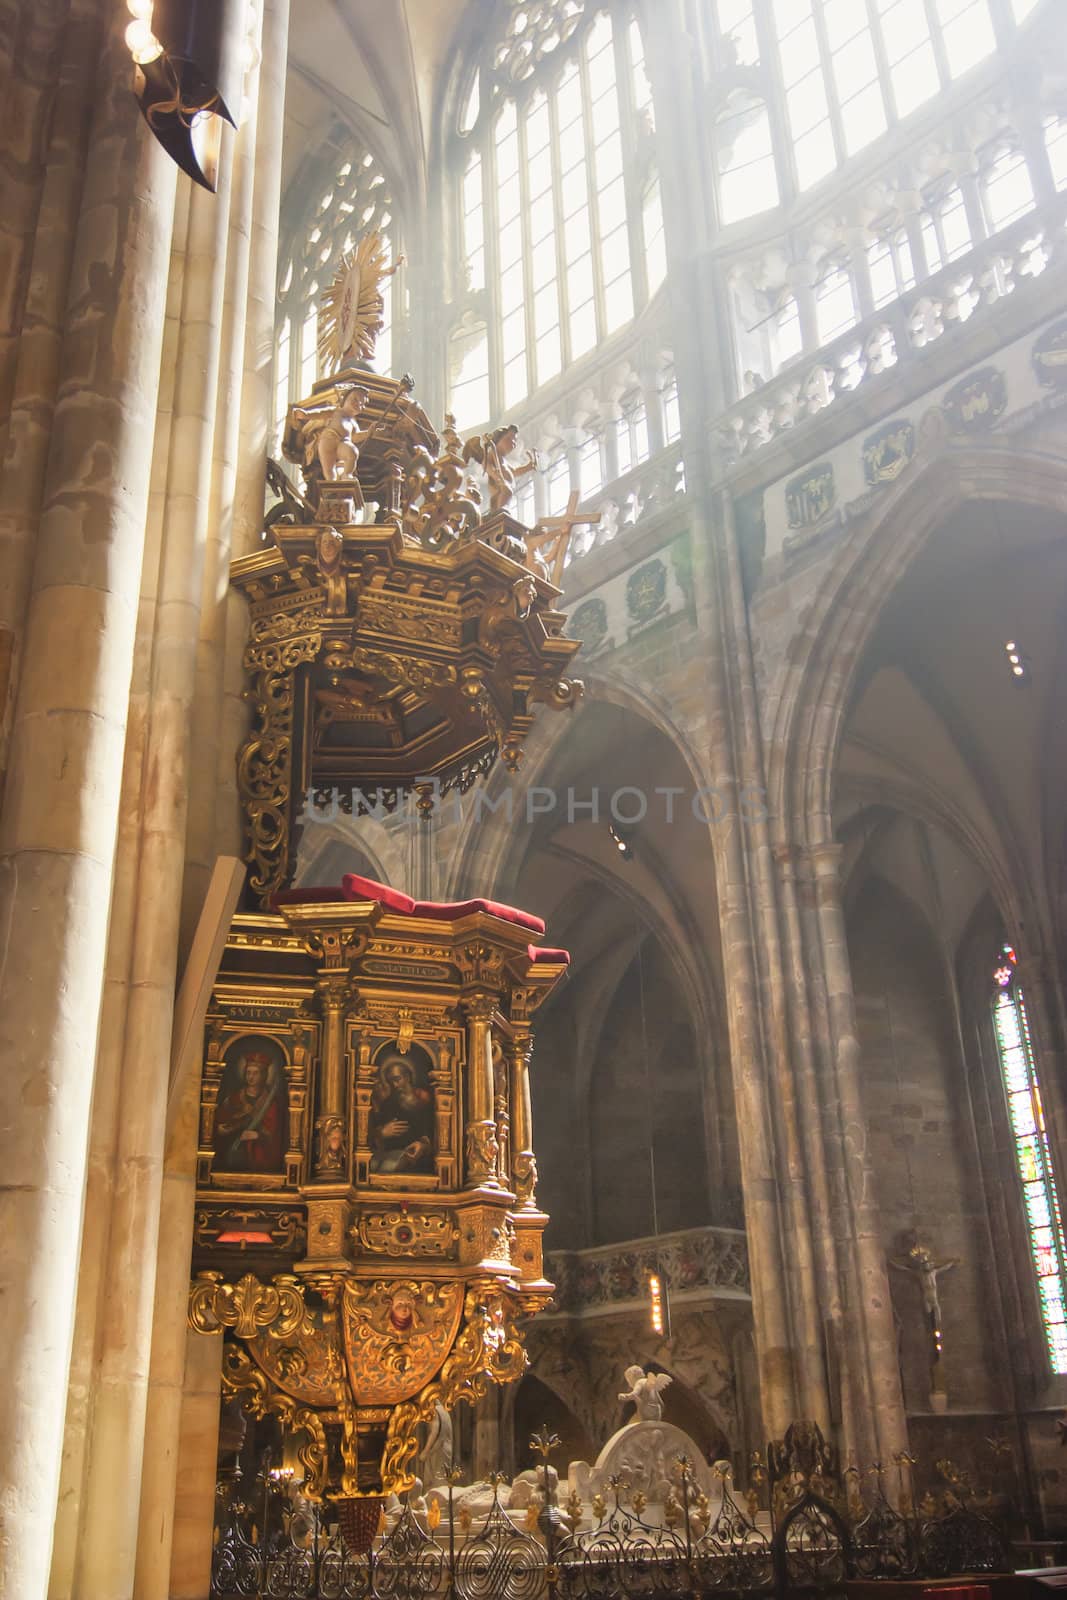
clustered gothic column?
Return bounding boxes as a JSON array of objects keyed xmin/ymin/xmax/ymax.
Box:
[
  {"xmin": 808, "ymin": 843, "xmax": 909, "ymax": 1465},
  {"xmin": 0, "ymin": 3, "xmax": 290, "ymax": 1598},
  {"xmin": 639, "ymin": 0, "xmax": 911, "ymax": 1465},
  {"xmin": 685, "ymin": 473, "xmax": 909, "ymax": 1463},
  {"xmin": 0, "ymin": 14, "xmax": 177, "ymax": 1598},
  {"xmin": 131, "ymin": 0, "xmax": 290, "ymax": 1566}
]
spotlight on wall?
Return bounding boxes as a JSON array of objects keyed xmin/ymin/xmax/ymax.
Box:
[
  {"xmin": 127, "ymin": 0, "xmax": 251, "ymax": 192},
  {"xmin": 608, "ymin": 823, "xmax": 634, "ymax": 862}
]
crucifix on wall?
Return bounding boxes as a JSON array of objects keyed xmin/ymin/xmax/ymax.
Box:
[{"xmin": 889, "ymin": 1231, "xmax": 959, "ymax": 1398}]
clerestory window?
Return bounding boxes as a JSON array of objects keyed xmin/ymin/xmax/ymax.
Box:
[
  {"xmin": 448, "ymin": 2, "xmax": 665, "ymax": 431},
  {"xmin": 710, "ymin": 0, "xmax": 1042, "ymax": 212}
]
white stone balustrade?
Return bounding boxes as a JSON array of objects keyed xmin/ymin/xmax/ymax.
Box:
[{"xmin": 713, "ymin": 195, "xmax": 1067, "ymax": 467}]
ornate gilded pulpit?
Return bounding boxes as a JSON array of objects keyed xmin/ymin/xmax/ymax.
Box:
[
  {"xmin": 190, "ymin": 232, "xmax": 588, "ymax": 1542},
  {"xmin": 232, "ymin": 233, "xmax": 594, "ymax": 910},
  {"xmin": 191, "ymin": 874, "xmax": 568, "ymax": 1534}
]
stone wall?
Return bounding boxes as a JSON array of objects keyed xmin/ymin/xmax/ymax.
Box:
[
  {"xmin": 848, "ymin": 877, "xmax": 1003, "ymax": 1413},
  {"xmin": 526, "ymin": 1304, "xmax": 747, "ymax": 1468}
]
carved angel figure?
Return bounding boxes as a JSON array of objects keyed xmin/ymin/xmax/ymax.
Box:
[
  {"xmin": 619, "ymin": 1364, "xmax": 672, "ymax": 1422},
  {"xmin": 463, "ymin": 424, "xmax": 539, "ymax": 515},
  {"xmin": 292, "ymin": 386, "xmax": 370, "ymax": 482},
  {"xmin": 318, "ymin": 230, "xmax": 402, "ymax": 371}
]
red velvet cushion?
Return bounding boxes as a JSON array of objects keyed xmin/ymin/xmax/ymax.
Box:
[
  {"xmin": 528, "ymin": 945, "xmax": 570, "ymax": 966},
  {"xmin": 412, "ymin": 897, "xmax": 545, "ymax": 935},
  {"xmin": 287, "ymin": 873, "xmax": 548, "ymax": 935},
  {"xmin": 341, "ymin": 874, "xmax": 416, "ymax": 914},
  {"xmin": 271, "ymin": 886, "xmax": 348, "ymax": 908}
]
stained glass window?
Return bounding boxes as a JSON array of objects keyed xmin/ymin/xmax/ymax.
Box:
[{"xmin": 992, "ymin": 946, "xmax": 1067, "ymax": 1374}]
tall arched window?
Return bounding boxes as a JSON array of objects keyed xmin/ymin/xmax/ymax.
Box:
[
  {"xmin": 275, "ymin": 137, "xmax": 400, "ymax": 444},
  {"xmin": 449, "ymin": 1, "xmax": 664, "ymax": 430},
  {"xmin": 710, "ymin": 0, "xmax": 1041, "ymax": 206},
  {"xmin": 992, "ymin": 945, "xmax": 1067, "ymax": 1374}
]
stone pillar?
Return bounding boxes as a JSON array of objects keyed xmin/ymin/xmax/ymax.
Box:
[
  {"xmin": 133, "ymin": 858, "xmax": 244, "ymax": 1600},
  {"xmin": 0, "ymin": 20, "xmax": 177, "ymax": 1600},
  {"xmin": 180, "ymin": 0, "xmax": 266, "ymax": 953},
  {"xmin": 168, "ymin": 1332, "xmax": 224, "ymax": 1600},
  {"xmin": 689, "ymin": 485, "xmax": 832, "ymax": 1437},
  {"xmin": 464, "ymin": 995, "xmax": 499, "ymax": 1189},
  {"xmin": 71, "ymin": 134, "xmax": 236, "ymax": 1600},
  {"xmin": 216, "ymin": 0, "xmax": 291, "ymax": 862},
  {"xmin": 688, "ymin": 494, "xmax": 800, "ymax": 1434},
  {"xmin": 0, "ymin": 0, "xmax": 105, "ymax": 796},
  {"xmin": 49, "ymin": 179, "xmax": 194, "ymax": 1600},
  {"xmin": 775, "ymin": 845, "xmax": 870, "ymax": 1462},
  {"xmin": 810, "ymin": 842, "xmax": 908, "ymax": 1465}
]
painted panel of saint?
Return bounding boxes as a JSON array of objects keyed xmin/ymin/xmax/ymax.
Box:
[
  {"xmin": 368, "ymin": 1043, "xmax": 436, "ymax": 1176},
  {"xmin": 213, "ymin": 1036, "xmax": 287, "ymax": 1174}
]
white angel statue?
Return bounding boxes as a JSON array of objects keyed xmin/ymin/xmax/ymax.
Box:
[{"xmin": 619, "ymin": 1364, "xmax": 672, "ymax": 1422}]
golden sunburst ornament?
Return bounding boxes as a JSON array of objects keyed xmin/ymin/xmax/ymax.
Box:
[{"xmin": 318, "ymin": 230, "xmax": 401, "ymax": 373}]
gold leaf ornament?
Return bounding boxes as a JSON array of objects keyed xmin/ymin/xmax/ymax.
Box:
[{"xmin": 318, "ymin": 231, "xmax": 402, "ymax": 373}]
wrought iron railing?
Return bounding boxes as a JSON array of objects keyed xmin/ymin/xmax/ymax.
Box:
[{"xmin": 211, "ymin": 1426, "xmax": 1017, "ymax": 1600}]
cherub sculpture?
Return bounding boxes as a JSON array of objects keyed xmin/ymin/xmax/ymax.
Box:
[
  {"xmin": 293, "ymin": 385, "xmax": 371, "ymax": 483},
  {"xmin": 619, "ymin": 1364, "xmax": 672, "ymax": 1422},
  {"xmin": 463, "ymin": 424, "xmax": 539, "ymax": 515}
]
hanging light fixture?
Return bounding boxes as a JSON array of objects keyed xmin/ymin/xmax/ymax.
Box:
[
  {"xmin": 1004, "ymin": 639, "xmax": 1031, "ymax": 684},
  {"xmin": 608, "ymin": 822, "xmax": 634, "ymax": 861},
  {"xmin": 126, "ymin": 0, "xmax": 253, "ymax": 192},
  {"xmin": 649, "ymin": 1266, "xmax": 672, "ymax": 1339}
]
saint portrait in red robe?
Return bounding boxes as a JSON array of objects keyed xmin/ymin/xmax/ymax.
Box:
[{"xmin": 213, "ymin": 1046, "xmax": 285, "ymax": 1173}]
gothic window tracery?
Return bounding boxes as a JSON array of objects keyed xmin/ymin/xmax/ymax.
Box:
[
  {"xmin": 981, "ymin": 140, "xmax": 1035, "ymax": 232},
  {"xmin": 992, "ymin": 946, "xmax": 1067, "ymax": 1375},
  {"xmin": 715, "ymin": 92, "xmax": 779, "ymax": 225},
  {"xmin": 615, "ymin": 390, "xmax": 650, "ymax": 477},
  {"xmin": 274, "ymin": 139, "xmax": 400, "ymax": 444},
  {"xmin": 709, "ymin": 0, "xmax": 1028, "ymax": 210},
  {"xmin": 709, "ymin": 0, "xmax": 1055, "ymax": 393},
  {"xmin": 448, "ymin": 0, "xmax": 664, "ymax": 430},
  {"xmin": 1046, "ymin": 115, "xmax": 1067, "ymax": 190},
  {"xmin": 867, "ymin": 227, "xmax": 916, "ymax": 309}
]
